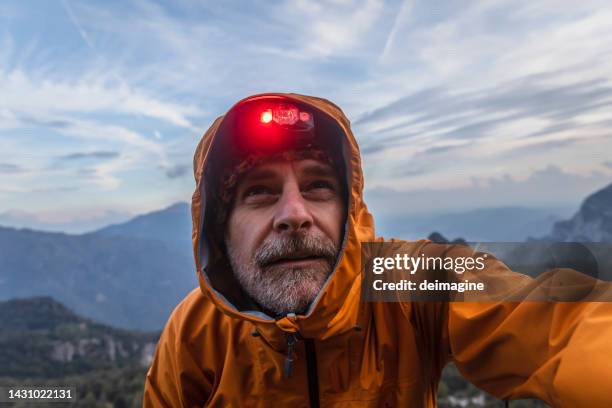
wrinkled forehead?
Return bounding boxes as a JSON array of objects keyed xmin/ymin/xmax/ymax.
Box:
[{"xmin": 237, "ymin": 157, "xmax": 339, "ymax": 186}]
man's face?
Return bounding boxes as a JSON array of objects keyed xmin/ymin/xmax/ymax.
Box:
[{"xmin": 225, "ymin": 158, "xmax": 345, "ymax": 316}]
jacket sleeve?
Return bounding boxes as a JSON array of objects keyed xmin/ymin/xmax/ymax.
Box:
[
  {"xmin": 143, "ymin": 309, "xmax": 213, "ymax": 407},
  {"xmin": 437, "ymin": 244, "xmax": 612, "ymax": 406},
  {"xmin": 447, "ymin": 299, "xmax": 612, "ymax": 406}
]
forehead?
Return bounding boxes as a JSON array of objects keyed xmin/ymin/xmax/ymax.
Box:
[{"xmin": 239, "ymin": 158, "xmax": 337, "ymax": 183}]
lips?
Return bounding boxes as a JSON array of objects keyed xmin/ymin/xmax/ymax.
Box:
[{"xmin": 261, "ymin": 252, "xmax": 327, "ymax": 268}]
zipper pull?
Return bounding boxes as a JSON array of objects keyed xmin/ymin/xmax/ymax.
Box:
[{"xmin": 283, "ymin": 332, "xmax": 299, "ymax": 378}]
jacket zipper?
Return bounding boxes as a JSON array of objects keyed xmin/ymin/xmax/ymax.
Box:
[
  {"xmin": 283, "ymin": 333, "xmax": 299, "ymax": 378},
  {"xmin": 282, "ymin": 334, "xmax": 320, "ymax": 408}
]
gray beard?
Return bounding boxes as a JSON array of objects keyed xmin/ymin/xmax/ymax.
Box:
[{"xmin": 226, "ymin": 233, "xmax": 338, "ymax": 317}]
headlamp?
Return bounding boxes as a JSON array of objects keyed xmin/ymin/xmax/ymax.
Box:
[
  {"xmin": 216, "ymin": 98, "xmax": 320, "ymax": 162},
  {"xmin": 259, "ymin": 104, "xmax": 314, "ymax": 131}
]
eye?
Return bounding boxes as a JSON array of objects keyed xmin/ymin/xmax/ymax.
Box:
[
  {"xmin": 240, "ymin": 184, "xmax": 279, "ymax": 206},
  {"xmin": 302, "ymin": 179, "xmax": 339, "ymax": 202},
  {"xmin": 244, "ymin": 185, "xmax": 272, "ymax": 197},
  {"xmin": 305, "ymin": 180, "xmax": 335, "ymax": 191}
]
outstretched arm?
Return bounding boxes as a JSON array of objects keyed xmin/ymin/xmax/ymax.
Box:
[
  {"xmin": 448, "ymin": 299, "xmax": 612, "ymax": 406},
  {"xmin": 402, "ymin": 240, "xmax": 612, "ymax": 406}
]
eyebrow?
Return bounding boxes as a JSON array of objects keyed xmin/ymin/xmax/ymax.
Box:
[
  {"xmin": 240, "ymin": 168, "xmax": 280, "ymax": 184},
  {"xmin": 300, "ymin": 162, "xmax": 337, "ymax": 178},
  {"xmin": 241, "ymin": 162, "xmax": 337, "ymax": 183}
]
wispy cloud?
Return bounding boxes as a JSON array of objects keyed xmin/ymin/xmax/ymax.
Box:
[
  {"xmin": 0, "ymin": 68, "xmax": 200, "ymax": 128},
  {"xmin": 163, "ymin": 164, "xmax": 190, "ymax": 179},
  {"xmin": 354, "ymin": 72, "xmax": 612, "ymax": 191},
  {"xmin": 365, "ymin": 165, "xmax": 612, "ymax": 215},
  {"xmin": 59, "ymin": 151, "xmax": 120, "ymax": 161},
  {"xmin": 61, "ymin": 0, "xmax": 95, "ymax": 50},
  {"xmin": 280, "ymin": 0, "xmax": 386, "ymax": 58},
  {"xmin": 0, "ymin": 163, "xmax": 25, "ymax": 174},
  {"xmin": 380, "ymin": 0, "xmax": 414, "ymax": 61}
]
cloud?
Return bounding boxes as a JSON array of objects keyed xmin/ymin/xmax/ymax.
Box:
[
  {"xmin": 61, "ymin": 0, "xmax": 94, "ymax": 50},
  {"xmin": 0, "ymin": 185, "xmax": 78, "ymax": 194},
  {"xmin": 418, "ymin": 144, "xmax": 467, "ymax": 156},
  {"xmin": 290, "ymin": 0, "xmax": 386, "ymax": 57},
  {"xmin": 365, "ymin": 165, "xmax": 612, "ymax": 216},
  {"xmin": 0, "ymin": 163, "xmax": 25, "ymax": 174},
  {"xmin": 352, "ymin": 72, "xmax": 612, "ymax": 192},
  {"xmin": 361, "ymin": 143, "xmax": 387, "ymax": 155},
  {"xmin": 163, "ymin": 164, "xmax": 190, "ymax": 179},
  {"xmin": 59, "ymin": 151, "xmax": 120, "ymax": 161},
  {"xmin": 347, "ymin": 0, "xmax": 612, "ymax": 160},
  {"xmin": 0, "ymin": 68, "xmax": 200, "ymax": 129},
  {"xmin": 1, "ymin": 114, "xmax": 169, "ymax": 192},
  {"xmin": 30, "ymin": 186, "xmax": 80, "ymax": 193},
  {"xmin": 395, "ymin": 166, "xmax": 429, "ymax": 177},
  {"xmin": 380, "ymin": 0, "xmax": 415, "ymax": 61},
  {"xmin": 356, "ymin": 77, "xmax": 612, "ymax": 144},
  {"xmin": 505, "ymin": 138, "xmax": 577, "ymax": 158},
  {"xmin": 15, "ymin": 113, "xmax": 72, "ymax": 129}
]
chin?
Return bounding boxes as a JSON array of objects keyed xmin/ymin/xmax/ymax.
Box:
[{"xmin": 258, "ymin": 271, "xmax": 328, "ymax": 316}]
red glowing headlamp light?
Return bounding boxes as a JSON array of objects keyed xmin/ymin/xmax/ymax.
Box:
[{"xmin": 259, "ymin": 104, "xmax": 314, "ymax": 131}]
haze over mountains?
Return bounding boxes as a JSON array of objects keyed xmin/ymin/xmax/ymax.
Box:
[
  {"xmin": 0, "ymin": 212, "xmax": 195, "ymax": 330},
  {"xmin": 0, "ymin": 208, "xmax": 133, "ymax": 234},
  {"xmin": 0, "ymin": 183, "xmax": 610, "ymax": 331},
  {"xmin": 376, "ymin": 206, "xmax": 573, "ymax": 242}
]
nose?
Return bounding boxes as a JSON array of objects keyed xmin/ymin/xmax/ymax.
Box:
[{"xmin": 272, "ymin": 185, "xmax": 313, "ymax": 233}]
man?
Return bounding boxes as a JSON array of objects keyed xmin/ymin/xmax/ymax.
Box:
[{"xmin": 144, "ymin": 93, "xmax": 612, "ymax": 407}]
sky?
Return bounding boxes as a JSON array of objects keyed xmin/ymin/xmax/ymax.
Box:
[{"xmin": 1, "ymin": 0, "xmax": 612, "ymax": 232}]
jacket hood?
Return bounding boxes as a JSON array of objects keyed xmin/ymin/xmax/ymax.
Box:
[{"xmin": 191, "ymin": 92, "xmax": 375, "ymax": 341}]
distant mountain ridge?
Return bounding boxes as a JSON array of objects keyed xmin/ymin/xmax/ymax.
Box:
[
  {"xmin": 546, "ymin": 183, "xmax": 612, "ymax": 242},
  {"xmin": 0, "ymin": 218, "xmax": 196, "ymax": 330},
  {"xmin": 95, "ymin": 202, "xmax": 192, "ymax": 254},
  {"xmin": 1, "ymin": 183, "xmax": 610, "ymax": 332}
]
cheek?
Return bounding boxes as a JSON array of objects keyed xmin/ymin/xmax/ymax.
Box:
[
  {"xmin": 227, "ymin": 209, "xmax": 265, "ymax": 259},
  {"xmin": 314, "ymin": 200, "xmax": 345, "ymax": 246}
]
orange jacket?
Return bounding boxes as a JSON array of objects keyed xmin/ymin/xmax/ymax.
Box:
[{"xmin": 144, "ymin": 93, "xmax": 612, "ymax": 407}]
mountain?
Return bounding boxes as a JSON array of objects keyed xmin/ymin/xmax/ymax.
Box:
[
  {"xmin": 427, "ymin": 232, "xmax": 466, "ymax": 244},
  {"xmin": 0, "ymin": 296, "xmax": 158, "ymax": 378},
  {"xmin": 0, "ymin": 296, "xmax": 156, "ymax": 407},
  {"xmin": 545, "ymin": 183, "xmax": 612, "ymax": 242},
  {"xmin": 377, "ymin": 206, "xmax": 570, "ymax": 242},
  {"xmin": 0, "ymin": 223, "xmax": 196, "ymax": 330},
  {"xmin": 94, "ymin": 202, "xmax": 192, "ymax": 254}
]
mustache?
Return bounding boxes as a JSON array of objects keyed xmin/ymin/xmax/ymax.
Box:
[{"xmin": 254, "ymin": 233, "xmax": 338, "ymax": 268}]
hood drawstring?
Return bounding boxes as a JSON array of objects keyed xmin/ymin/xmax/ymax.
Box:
[{"xmin": 283, "ymin": 332, "xmax": 300, "ymax": 378}]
